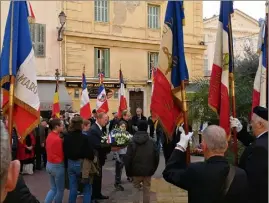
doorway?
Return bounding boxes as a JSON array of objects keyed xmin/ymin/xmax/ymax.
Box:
[{"xmin": 129, "ymin": 91, "xmax": 144, "ymax": 116}]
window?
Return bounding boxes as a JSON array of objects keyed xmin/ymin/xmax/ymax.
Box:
[
  {"xmin": 148, "ymin": 52, "xmax": 159, "ymax": 79},
  {"xmin": 29, "ymin": 23, "xmax": 46, "ymax": 57},
  {"xmin": 204, "ymin": 58, "xmax": 210, "ymax": 76},
  {"xmin": 148, "ymin": 5, "xmax": 160, "ymax": 29},
  {"xmin": 94, "ymin": 48, "xmax": 110, "ymax": 78},
  {"xmin": 94, "ymin": 0, "xmax": 109, "ymax": 22}
]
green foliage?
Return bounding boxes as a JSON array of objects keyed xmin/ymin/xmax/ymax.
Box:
[
  {"xmin": 187, "ymin": 44, "xmax": 259, "ymax": 125},
  {"xmin": 187, "ymin": 44, "xmax": 258, "ymax": 164}
]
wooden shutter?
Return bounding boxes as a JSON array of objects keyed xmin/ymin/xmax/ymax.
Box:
[
  {"xmin": 94, "ymin": 48, "xmax": 98, "ymax": 77},
  {"xmin": 104, "ymin": 49, "xmax": 110, "ymax": 78},
  {"xmin": 148, "ymin": 5, "xmax": 151, "ymax": 28},
  {"xmin": 36, "ymin": 24, "xmax": 45, "ymax": 57},
  {"xmin": 29, "ymin": 24, "xmax": 36, "ymax": 52},
  {"xmin": 148, "ymin": 52, "xmax": 151, "ymax": 79}
]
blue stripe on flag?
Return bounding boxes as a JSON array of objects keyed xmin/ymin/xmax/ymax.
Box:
[
  {"xmin": 1, "ymin": 1, "xmax": 33, "ymax": 83},
  {"xmin": 164, "ymin": 1, "xmax": 189, "ymax": 87},
  {"xmin": 82, "ymin": 73, "xmax": 87, "ymax": 90}
]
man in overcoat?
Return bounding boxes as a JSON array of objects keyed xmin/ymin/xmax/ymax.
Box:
[
  {"xmin": 230, "ymin": 106, "xmax": 268, "ymax": 203},
  {"xmin": 163, "ymin": 125, "xmax": 249, "ymax": 203}
]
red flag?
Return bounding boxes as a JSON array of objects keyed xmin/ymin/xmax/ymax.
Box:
[{"xmin": 151, "ymin": 69, "xmax": 183, "ymax": 136}]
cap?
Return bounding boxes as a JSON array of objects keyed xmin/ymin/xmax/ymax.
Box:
[{"xmin": 253, "ymin": 106, "xmax": 268, "ymax": 121}]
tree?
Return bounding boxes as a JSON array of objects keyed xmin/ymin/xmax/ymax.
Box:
[
  {"xmin": 188, "ymin": 44, "xmax": 259, "ymax": 125},
  {"xmin": 187, "ymin": 44, "xmax": 259, "ymax": 163}
]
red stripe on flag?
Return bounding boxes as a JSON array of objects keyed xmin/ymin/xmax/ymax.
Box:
[
  {"xmin": 80, "ymin": 104, "xmax": 91, "ymax": 120},
  {"xmin": 208, "ymin": 64, "xmax": 230, "ymax": 135}
]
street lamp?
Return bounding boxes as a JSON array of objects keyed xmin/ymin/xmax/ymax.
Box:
[
  {"xmin": 57, "ymin": 11, "xmax": 66, "ymax": 41},
  {"xmin": 55, "ymin": 69, "xmax": 60, "ymax": 81}
]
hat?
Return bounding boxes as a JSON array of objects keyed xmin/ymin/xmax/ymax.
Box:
[{"xmin": 253, "ymin": 106, "xmax": 268, "ymax": 121}]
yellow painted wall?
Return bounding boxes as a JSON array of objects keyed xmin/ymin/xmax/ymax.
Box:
[{"xmin": 63, "ymin": 1, "xmax": 205, "ymax": 117}]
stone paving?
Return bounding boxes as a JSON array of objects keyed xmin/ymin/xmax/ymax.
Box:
[{"xmin": 24, "ymin": 153, "xmax": 203, "ymax": 203}]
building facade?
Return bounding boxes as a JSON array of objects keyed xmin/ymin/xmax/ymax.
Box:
[
  {"xmin": 203, "ymin": 9, "xmax": 260, "ymax": 76},
  {"xmin": 63, "ymin": 1, "xmax": 205, "ymax": 117},
  {"xmin": 1, "ymin": 1, "xmax": 72, "ymax": 117}
]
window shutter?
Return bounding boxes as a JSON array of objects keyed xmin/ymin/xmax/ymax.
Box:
[
  {"xmin": 148, "ymin": 6, "xmax": 151, "ymax": 28},
  {"xmin": 104, "ymin": 1, "xmax": 108, "ymax": 22},
  {"xmin": 148, "ymin": 52, "xmax": 151, "ymax": 79},
  {"xmin": 94, "ymin": 48, "xmax": 98, "ymax": 77},
  {"xmin": 104, "ymin": 49, "xmax": 110, "ymax": 78},
  {"xmin": 29, "ymin": 24, "xmax": 36, "ymax": 52},
  {"xmin": 37, "ymin": 24, "xmax": 45, "ymax": 57}
]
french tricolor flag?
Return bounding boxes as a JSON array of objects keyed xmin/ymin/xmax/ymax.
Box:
[
  {"xmin": 252, "ymin": 18, "xmax": 267, "ymax": 111},
  {"xmin": 208, "ymin": 2, "xmax": 234, "ymax": 136},
  {"xmin": 96, "ymin": 84, "xmax": 109, "ymax": 113},
  {"xmin": 1, "ymin": 1, "xmax": 40, "ymax": 141},
  {"xmin": 80, "ymin": 73, "xmax": 91, "ymax": 119},
  {"xmin": 117, "ymin": 69, "xmax": 127, "ymax": 117}
]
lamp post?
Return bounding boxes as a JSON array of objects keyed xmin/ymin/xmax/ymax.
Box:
[
  {"xmin": 57, "ymin": 11, "xmax": 66, "ymax": 41},
  {"xmin": 55, "ymin": 69, "xmax": 60, "ymax": 85}
]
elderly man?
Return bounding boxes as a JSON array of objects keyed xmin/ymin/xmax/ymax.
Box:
[
  {"xmin": 163, "ymin": 125, "xmax": 248, "ymax": 203},
  {"xmin": 0, "ymin": 120, "xmax": 20, "ymax": 202},
  {"xmin": 230, "ymin": 106, "xmax": 268, "ymax": 203}
]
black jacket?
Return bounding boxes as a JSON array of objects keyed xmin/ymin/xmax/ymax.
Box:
[
  {"xmin": 88, "ymin": 123, "xmax": 111, "ymax": 166},
  {"xmin": 163, "ymin": 150, "xmax": 249, "ymax": 203},
  {"xmin": 4, "ymin": 175, "xmax": 40, "ymax": 203},
  {"xmin": 63, "ymin": 130, "xmax": 94, "ymax": 162},
  {"xmin": 124, "ymin": 131, "xmax": 159, "ymax": 177},
  {"xmin": 238, "ymin": 129, "xmax": 268, "ymax": 203}
]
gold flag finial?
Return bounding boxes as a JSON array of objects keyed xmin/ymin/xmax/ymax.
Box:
[{"xmin": 83, "ymin": 65, "xmax": 85, "ymax": 74}]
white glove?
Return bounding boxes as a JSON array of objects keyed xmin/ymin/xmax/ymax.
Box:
[
  {"xmin": 177, "ymin": 124, "xmax": 184, "ymax": 133},
  {"xmin": 230, "ymin": 116, "xmax": 243, "ymax": 132},
  {"xmin": 177, "ymin": 130, "xmax": 193, "ymax": 151}
]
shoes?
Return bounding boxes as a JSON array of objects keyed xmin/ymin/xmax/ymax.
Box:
[
  {"xmin": 114, "ymin": 184, "xmax": 124, "ymax": 191},
  {"xmin": 96, "ymin": 195, "xmax": 109, "ymax": 200}
]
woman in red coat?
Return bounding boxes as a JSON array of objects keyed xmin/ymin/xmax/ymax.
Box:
[{"xmin": 17, "ymin": 132, "xmax": 36, "ymax": 175}]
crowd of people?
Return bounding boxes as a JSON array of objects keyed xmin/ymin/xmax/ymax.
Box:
[{"xmin": 0, "ymin": 106, "xmax": 268, "ymax": 203}]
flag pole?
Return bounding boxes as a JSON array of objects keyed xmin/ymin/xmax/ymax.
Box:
[
  {"xmin": 8, "ymin": 2, "xmax": 15, "ymax": 139},
  {"xmin": 180, "ymin": 80, "xmax": 190, "ymax": 165},
  {"xmin": 228, "ymin": 12, "xmax": 238, "ymax": 165},
  {"xmin": 55, "ymin": 68, "xmax": 60, "ymax": 94},
  {"xmin": 265, "ymin": 2, "xmax": 269, "ymax": 108}
]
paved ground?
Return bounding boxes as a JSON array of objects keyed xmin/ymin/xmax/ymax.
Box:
[{"xmin": 24, "ymin": 153, "xmax": 204, "ymax": 203}]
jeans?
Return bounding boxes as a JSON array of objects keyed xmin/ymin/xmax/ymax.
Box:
[
  {"xmin": 68, "ymin": 159, "xmax": 92, "ymax": 203},
  {"xmin": 115, "ymin": 154, "xmax": 124, "ymax": 185},
  {"xmin": 44, "ymin": 162, "xmax": 65, "ymax": 203}
]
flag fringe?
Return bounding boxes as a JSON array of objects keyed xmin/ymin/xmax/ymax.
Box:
[{"xmin": 0, "ymin": 76, "xmax": 11, "ymax": 87}]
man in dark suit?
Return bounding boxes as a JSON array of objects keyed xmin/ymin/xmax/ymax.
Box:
[
  {"xmin": 88, "ymin": 112, "xmax": 111, "ymax": 202},
  {"xmin": 230, "ymin": 106, "xmax": 268, "ymax": 203},
  {"xmin": 163, "ymin": 125, "xmax": 248, "ymax": 203}
]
